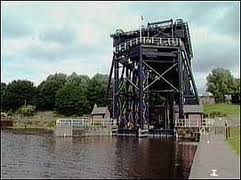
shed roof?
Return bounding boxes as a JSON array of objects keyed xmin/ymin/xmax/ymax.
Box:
[
  {"xmin": 174, "ymin": 104, "xmax": 203, "ymax": 113},
  {"xmin": 91, "ymin": 104, "xmax": 108, "ymax": 115},
  {"xmin": 183, "ymin": 104, "xmax": 203, "ymax": 113},
  {"xmin": 200, "ymin": 92, "xmax": 213, "ymax": 97}
]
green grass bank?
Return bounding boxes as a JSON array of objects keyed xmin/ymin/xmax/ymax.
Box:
[
  {"xmin": 204, "ymin": 103, "xmax": 240, "ymax": 117},
  {"xmin": 227, "ymin": 127, "xmax": 240, "ymax": 156}
]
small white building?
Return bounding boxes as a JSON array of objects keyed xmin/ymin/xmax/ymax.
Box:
[
  {"xmin": 174, "ymin": 104, "xmax": 204, "ymax": 127},
  {"xmin": 91, "ymin": 104, "xmax": 111, "ymax": 126},
  {"xmin": 91, "ymin": 104, "xmax": 110, "ymax": 119},
  {"xmin": 199, "ymin": 92, "xmax": 215, "ymax": 105}
]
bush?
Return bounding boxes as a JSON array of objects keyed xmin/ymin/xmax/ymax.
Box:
[
  {"xmin": 209, "ymin": 111, "xmax": 227, "ymax": 118},
  {"xmin": 17, "ymin": 105, "xmax": 36, "ymax": 117},
  {"xmin": 7, "ymin": 110, "xmax": 14, "ymax": 116},
  {"xmin": 47, "ymin": 121, "xmax": 56, "ymax": 127}
]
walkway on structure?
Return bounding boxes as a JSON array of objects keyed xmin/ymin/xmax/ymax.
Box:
[{"xmin": 189, "ymin": 131, "xmax": 240, "ymax": 179}]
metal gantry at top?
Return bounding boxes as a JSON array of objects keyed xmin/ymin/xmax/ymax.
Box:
[{"xmin": 106, "ymin": 19, "xmax": 200, "ymax": 132}]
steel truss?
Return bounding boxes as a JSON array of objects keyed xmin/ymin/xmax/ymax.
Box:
[{"xmin": 107, "ymin": 19, "xmax": 199, "ymax": 131}]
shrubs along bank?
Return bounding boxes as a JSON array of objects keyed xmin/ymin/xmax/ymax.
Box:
[{"xmin": 204, "ymin": 103, "xmax": 240, "ymax": 118}]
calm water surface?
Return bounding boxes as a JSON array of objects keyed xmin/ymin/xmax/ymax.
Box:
[{"xmin": 1, "ymin": 130, "xmax": 197, "ymax": 179}]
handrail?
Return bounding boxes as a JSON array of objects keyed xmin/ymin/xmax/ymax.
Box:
[
  {"xmin": 113, "ymin": 37, "xmax": 182, "ymax": 53},
  {"xmin": 56, "ymin": 118, "xmax": 113, "ymax": 128},
  {"xmin": 175, "ymin": 118, "xmax": 212, "ymax": 128}
]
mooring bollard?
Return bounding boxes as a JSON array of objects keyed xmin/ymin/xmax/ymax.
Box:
[
  {"xmin": 228, "ymin": 126, "xmax": 231, "ymax": 138},
  {"xmin": 224, "ymin": 121, "xmax": 229, "ymax": 139}
]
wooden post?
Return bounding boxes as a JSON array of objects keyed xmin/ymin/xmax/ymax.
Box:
[
  {"xmin": 224, "ymin": 121, "xmax": 228, "ymax": 139},
  {"xmin": 228, "ymin": 127, "xmax": 231, "ymax": 138}
]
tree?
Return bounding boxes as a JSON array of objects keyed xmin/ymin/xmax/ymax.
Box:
[
  {"xmin": 55, "ymin": 84, "xmax": 89, "ymax": 116},
  {"xmin": 232, "ymin": 78, "xmax": 240, "ymax": 93},
  {"xmin": 206, "ymin": 68, "xmax": 236, "ymax": 103},
  {"xmin": 36, "ymin": 73, "xmax": 67, "ymax": 110},
  {"xmin": 86, "ymin": 73, "xmax": 109, "ymax": 109},
  {"xmin": 2, "ymin": 80, "xmax": 37, "ymax": 112},
  {"xmin": 1, "ymin": 82, "xmax": 7, "ymax": 112},
  {"xmin": 65, "ymin": 72, "xmax": 90, "ymax": 87},
  {"xmin": 46, "ymin": 73, "xmax": 67, "ymax": 84},
  {"xmin": 1, "ymin": 72, "xmax": 112, "ymax": 116}
]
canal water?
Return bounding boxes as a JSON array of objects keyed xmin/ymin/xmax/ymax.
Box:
[{"xmin": 1, "ymin": 129, "xmax": 197, "ymax": 179}]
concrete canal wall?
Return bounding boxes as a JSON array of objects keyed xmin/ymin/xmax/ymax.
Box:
[
  {"xmin": 55, "ymin": 127, "xmax": 113, "ymax": 137},
  {"xmin": 55, "ymin": 118, "xmax": 114, "ymax": 137},
  {"xmin": 55, "ymin": 127, "xmax": 73, "ymax": 137}
]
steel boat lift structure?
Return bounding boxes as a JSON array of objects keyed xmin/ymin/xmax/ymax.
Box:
[{"xmin": 106, "ymin": 19, "xmax": 200, "ymax": 136}]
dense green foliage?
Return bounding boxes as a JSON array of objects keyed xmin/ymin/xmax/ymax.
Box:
[
  {"xmin": 55, "ymin": 84, "xmax": 89, "ymax": 116},
  {"xmin": 36, "ymin": 73, "xmax": 67, "ymax": 110},
  {"xmin": 17, "ymin": 105, "xmax": 36, "ymax": 117},
  {"xmin": 1, "ymin": 82, "xmax": 7, "ymax": 112},
  {"xmin": 206, "ymin": 68, "xmax": 240, "ymax": 103},
  {"xmin": 1, "ymin": 73, "xmax": 110, "ymax": 116},
  {"xmin": 1, "ymin": 80, "xmax": 37, "ymax": 112},
  {"xmin": 86, "ymin": 73, "xmax": 109, "ymax": 108}
]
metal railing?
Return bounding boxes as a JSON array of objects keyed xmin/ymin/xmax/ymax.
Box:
[
  {"xmin": 56, "ymin": 118, "xmax": 88, "ymax": 128},
  {"xmin": 113, "ymin": 37, "xmax": 182, "ymax": 53},
  {"xmin": 56, "ymin": 118, "xmax": 114, "ymax": 128},
  {"xmin": 175, "ymin": 118, "xmax": 212, "ymax": 128}
]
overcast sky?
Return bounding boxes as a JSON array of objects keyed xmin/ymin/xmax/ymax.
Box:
[{"xmin": 1, "ymin": 1, "xmax": 240, "ymax": 94}]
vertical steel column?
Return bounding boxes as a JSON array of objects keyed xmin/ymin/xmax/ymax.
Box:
[
  {"xmin": 139, "ymin": 45, "xmax": 144, "ymax": 129},
  {"xmin": 166, "ymin": 93, "xmax": 170, "ymax": 129},
  {"xmin": 125, "ymin": 66, "xmax": 129, "ymax": 123},
  {"xmin": 146, "ymin": 70, "xmax": 150, "ymax": 129},
  {"xmin": 114, "ymin": 56, "xmax": 119, "ymax": 125},
  {"xmin": 178, "ymin": 48, "xmax": 184, "ymax": 119},
  {"xmin": 171, "ymin": 19, "xmax": 174, "ymax": 38},
  {"xmin": 132, "ymin": 64, "xmax": 137, "ymax": 128},
  {"xmin": 169, "ymin": 92, "xmax": 174, "ymax": 129}
]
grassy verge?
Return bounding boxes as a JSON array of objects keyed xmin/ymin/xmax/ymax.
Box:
[
  {"xmin": 227, "ymin": 127, "xmax": 240, "ymax": 156},
  {"xmin": 10, "ymin": 111, "xmax": 88, "ymax": 133},
  {"xmin": 12, "ymin": 111, "xmax": 72, "ymax": 128},
  {"xmin": 204, "ymin": 103, "xmax": 240, "ymax": 117}
]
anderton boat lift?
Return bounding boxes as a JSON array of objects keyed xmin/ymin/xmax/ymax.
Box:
[
  {"xmin": 55, "ymin": 19, "xmax": 208, "ymax": 140},
  {"xmin": 106, "ymin": 18, "xmax": 206, "ymax": 139}
]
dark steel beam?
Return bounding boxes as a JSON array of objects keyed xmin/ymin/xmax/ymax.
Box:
[
  {"xmin": 142, "ymin": 51, "xmax": 177, "ymax": 57},
  {"xmin": 139, "ymin": 45, "xmax": 144, "ymax": 129},
  {"xmin": 178, "ymin": 48, "xmax": 184, "ymax": 119},
  {"xmin": 106, "ymin": 55, "xmax": 115, "ymax": 99},
  {"xmin": 114, "ymin": 57, "xmax": 119, "ymax": 124},
  {"xmin": 181, "ymin": 46, "xmax": 200, "ymax": 104}
]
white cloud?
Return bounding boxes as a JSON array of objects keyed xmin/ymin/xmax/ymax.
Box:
[
  {"xmin": 2, "ymin": 54, "xmax": 111, "ymax": 85},
  {"xmin": 3, "ymin": 37, "xmax": 32, "ymax": 56},
  {"xmin": 1, "ymin": 1, "xmax": 240, "ymax": 95},
  {"xmin": 3, "ymin": 36, "xmax": 66, "ymax": 59},
  {"xmin": 76, "ymin": 23, "xmax": 105, "ymax": 47}
]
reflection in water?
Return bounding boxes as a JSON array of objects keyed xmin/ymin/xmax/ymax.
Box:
[{"xmin": 1, "ymin": 130, "xmax": 197, "ymax": 179}]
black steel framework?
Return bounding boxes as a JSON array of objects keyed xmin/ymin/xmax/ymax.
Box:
[{"xmin": 107, "ymin": 19, "xmax": 199, "ymax": 132}]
